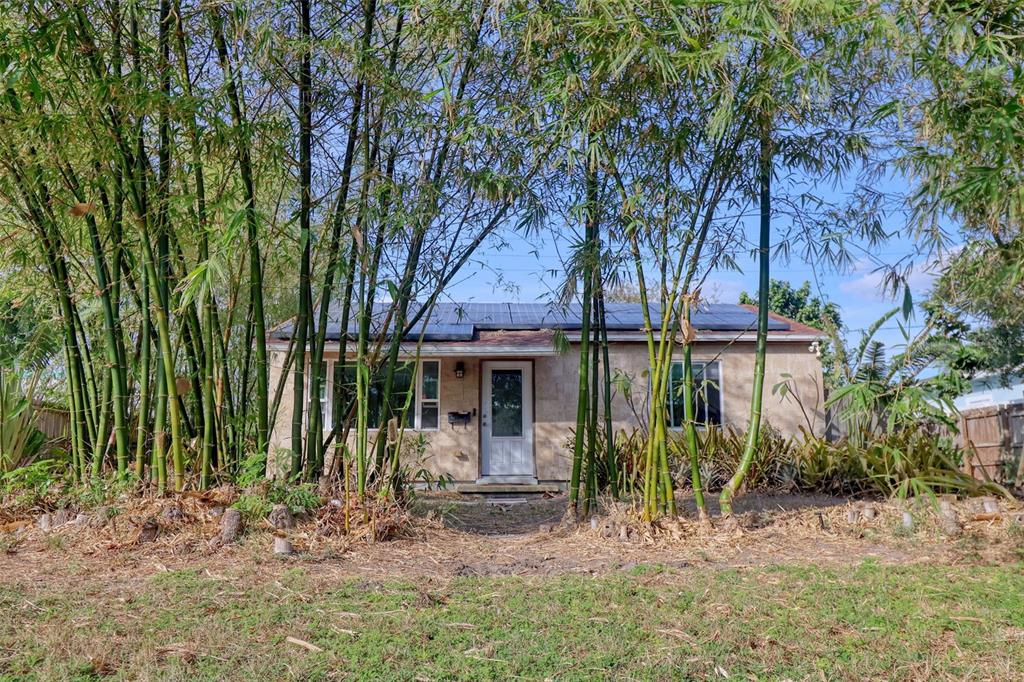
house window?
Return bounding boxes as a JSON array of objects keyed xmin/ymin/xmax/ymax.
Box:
[
  {"xmin": 668, "ymin": 360, "xmax": 722, "ymax": 428},
  {"xmin": 328, "ymin": 359, "xmax": 438, "ymax": 430},
  {"xmin": 417, "ymin": 360, "xmax": 440, "ymax": 430},
  {"xmin": 318, "ymin": 376, "xmax": 329, "ymax": 427}
]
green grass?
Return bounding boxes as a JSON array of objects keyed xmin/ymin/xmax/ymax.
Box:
[{"xmin": 1, "ymin": 562, "xmax": 1023, "ymax": 680}]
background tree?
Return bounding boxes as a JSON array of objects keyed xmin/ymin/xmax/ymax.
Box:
[
  {"xmin": 923, "ymin": 240, "xmax": 1024, "ymax": 381},
  {"xmin": 739, "ymin": 279, "xmax": 843, "ymax": 386},
  {"xmin": 739, "ymin": 279, "xmax": 841, "ymax": 331}
]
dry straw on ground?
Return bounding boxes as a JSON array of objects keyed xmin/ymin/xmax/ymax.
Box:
[{"xmin": 2, "ymin": 490, "xmax": 1022, "ymax": 579}]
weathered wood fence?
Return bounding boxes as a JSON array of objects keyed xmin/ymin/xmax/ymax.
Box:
[
  {"xmin": 33, "ymin": 403, "xmax": 70, "ymax": 447},
  {"xmin": 959, "ymin": 404, "xmax": 1024, "ymax": 486}
]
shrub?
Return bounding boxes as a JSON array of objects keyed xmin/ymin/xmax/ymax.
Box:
[
  {"xmin": 231, "ymin": 451, "xmax": 323, "ymax": 522},
  {"xmin": 0, "ymin": 459, "xmax": 60, "ymax": 509},
  {"xmin": 793, "ymin": 427, "xmax": 1009, "ymax": 499},
  {"xmin": 392, "ymin": 433, "xmax": 454, "ymax": 493},
  {"xmin": 689, "ymin": 425, "xmax": 798, "ymax": 493},
  {"xmin": 564, "ymin": 427, "xmax": 650, "ymax": 499},
  {"xmin": 0, "ymin": 369, "xmax": 46, "ymax": 473},
  {"xmin": 571, "ymin": 421, "xmax": 1008, "ymax": 502},
  {"xmin": 232, "ymin": 481, "xmax": 323, "ymax": 522}
]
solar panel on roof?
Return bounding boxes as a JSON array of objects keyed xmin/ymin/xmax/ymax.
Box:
[
  {"xmin": 603, "ymin": 303, "xmax": 659, "ymax": 330},
  {"xmin": 511, "ymin": 303, "xmax": 578, "ymax": 328},
  {"xmin": 408, "ymin": 323, "xmax": 475, "ymax": 341},
  {"xmin": 691, "ymin": 309, "xmax": 788, "ymax": 331},
  {"xmin": 507, "ymin": 302, "xmax": 548, "ymax": 326},
  {"xmin": 273, "ymin": 300, "xmax": 796, "ymax": 340}
]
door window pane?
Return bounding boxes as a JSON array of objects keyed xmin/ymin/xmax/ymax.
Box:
[{"xmin": 491, "ymin": 369, "xmax": 523, "ymax": 437}]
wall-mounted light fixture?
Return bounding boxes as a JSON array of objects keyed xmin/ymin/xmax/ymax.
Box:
[{"xmin": 454, "ymin": 361, "xmax": 466, "ymax": 379}]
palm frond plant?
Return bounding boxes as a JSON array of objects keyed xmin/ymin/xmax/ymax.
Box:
[
  {"xmin": 828, "ymin": 304, "xmax": 958, "ymax": 447},
  {"xmin": 793, "ymin": 427, "xmax": 1009, "ymax": 500},
  {"xmin": 0, "ymin": 369, "xmax": 45, "ymax": 473}
]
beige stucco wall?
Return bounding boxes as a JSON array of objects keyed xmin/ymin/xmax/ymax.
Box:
[
  {"xmin": 267, "ymin": 349, "xmax": 294, "ymax": 477},
  {"xmin": 267, "ymin": 341, "xmax": 825, "ymax": 483}
]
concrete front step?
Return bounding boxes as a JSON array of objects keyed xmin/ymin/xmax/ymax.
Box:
[{"xmin": 455, "ymin": 483, "xmax": 561, "ymax": 494}]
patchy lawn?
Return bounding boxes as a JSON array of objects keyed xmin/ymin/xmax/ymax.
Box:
[
  {"xmin": 1, "ymin": 561, "xmax": 1023, "ymax": 681},
  {"xmin": 3, "ymin": 493, "xmax": 1024, "ymax": 679}
]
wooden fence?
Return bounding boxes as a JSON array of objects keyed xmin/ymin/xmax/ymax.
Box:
[
  {"xmin": 959, "ymin": 404, "xmax": 1024, "ymax": 486},
  {"xmin": 33, "ymin": 403, "xmax": 70, "ymax": 449}
]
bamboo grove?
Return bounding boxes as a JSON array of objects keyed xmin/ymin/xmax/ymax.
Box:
[{"xmin": 0, "ymin": 0, "xmax": 904, "ymax": 518}]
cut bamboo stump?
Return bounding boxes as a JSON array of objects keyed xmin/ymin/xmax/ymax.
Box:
[
  {"xmin": 269, "ymin": 504, "xmax": 295, "ymax": 530},
  {"xmin": 220, "ymin": 508, "xmax": 242, "ymax": 544},
  {"xmin": 89, "ymin": 507, "xmax": 111, "ymax": 529},
  {"xmin": 161, "ymin": 506, "xmax": 185, "ymax": 523},
  {"xmin": 273, "ymin": 536, "xmax": 293, "ymax": 556},
  {"xmin": 982, "ymin": 499, "xmax": 999, "ymax": 514},
  {"xmin": 846, "ymin": 509, "xmax": 859, "ymax": 524},
  {"xmin": 939, "ymin": 515, "xmax": 961, "ymax": 536},
  {"xmin": 938, "ymin": 501, "xmax": 960, "ymax": 536},
  {"xmin": 137, "ymin": 517, "xmax": 159, "ymax": 543},
  {"xmin": 862, "ymin": 507, "xmax": 876, "ymax": 521},
  {"xmin": 51, "ymin": 509, "xmax": 72, "ymax": 527},
  {"xmin": 901, "ymin": 512, "xmax": 914, "ymax": 530}
]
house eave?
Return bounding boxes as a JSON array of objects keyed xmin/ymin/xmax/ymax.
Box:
[
  {"xmin": 267, "ymin": 331, "xmax": 823, "ymax": 353},
  {"xmin": 266, "ymin": 341, "xmax": 561, "ymax": 356},
  {"xmin": 563, "ymin": 332, "xmax": 825, "ymax": 343}
]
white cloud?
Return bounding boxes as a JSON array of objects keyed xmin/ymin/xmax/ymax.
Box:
[
  {"xmin": 839, "ymin": 256, "xmax": 944, "ymax": 302},
  {"xmin": 703, "ymin": 279, "xmax": 748, "ymax": 304}
]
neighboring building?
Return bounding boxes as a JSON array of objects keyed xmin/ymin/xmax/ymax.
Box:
[
  {"xmin": 954, "ymin": 373, "xmax": 1024, "ymax": 412},
  {"xmin": 268, "ymin": 302, "xmax": 825, "ymax": 490}
]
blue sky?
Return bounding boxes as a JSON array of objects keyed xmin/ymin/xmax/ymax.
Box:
[{"xmin": 445, "ymin": 175, "xmax": 956, "ymax": 355}]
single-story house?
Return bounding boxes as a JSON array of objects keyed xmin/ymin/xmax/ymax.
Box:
[
  {"xmin": 268, "ymin": 301, "xmax": 825, "ymax": 490},
  {"xmin": 953, "ymin": 373, "xmax": 1024, "ymax": 412}
]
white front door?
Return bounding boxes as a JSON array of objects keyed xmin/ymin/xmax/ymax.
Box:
[{"xmin": 480, "ymin": 361, "xmax": 535, "ymax": 481}]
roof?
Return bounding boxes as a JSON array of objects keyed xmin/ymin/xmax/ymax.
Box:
[
  {"xmin": 736, "ymin": 304, "xmax": 827, "ymax": 337},
  {"xmin": 270, "ymin": 301, "xmax": 823, "ymax": 343}
]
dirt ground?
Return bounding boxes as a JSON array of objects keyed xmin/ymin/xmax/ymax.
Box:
[
  {"xmin": 2, "ymin": 491, "xmax": 1022, "ymax": 587},
  {"xmin": 3, "ymin": 491, "xmax": 1022, "ymax": 681}
]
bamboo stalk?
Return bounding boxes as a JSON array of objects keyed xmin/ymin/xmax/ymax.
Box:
[
  {"xmin": 134, "ymin": 266, "xmax": 152, "ymax": 479},
  {"xmin": 569, "ymin": 153, "xmax": 597, "ymax": 515},
  {"xmin": 680, "ymin": 300, "xmax": 707, "ymax": 519},
  {"xmin": 172, "ymin": 1, "xmax": 216, "ymax": 487},
  {"xmin": 306, "ymin": 0, "xmax": 378, "ymax": 481},
  {"xmin": 721, "ymin": 121, "xmax": 772, "ymax": 516},
  {"xmin": 210, "ymin": 7, "xmax": 269, "ymax": 459},
  {"xmin": 596, "ymin": 278, "xmax": 618, "ymax": 499}
]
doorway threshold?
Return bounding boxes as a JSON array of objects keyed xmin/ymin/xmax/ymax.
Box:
[{"xmin": 456, "ymin": 482, "xmax": 560, "ymax": 494}]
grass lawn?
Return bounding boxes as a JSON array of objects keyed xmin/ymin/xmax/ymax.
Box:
[{"xmin": 1, "ymin": 561, "xmax": 1022, "ymax": 680}]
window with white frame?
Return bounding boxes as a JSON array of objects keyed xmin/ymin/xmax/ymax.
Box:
[
  {"xmin": 667, "ymin": 360, "xmax": 722, "ymax": 428},
  {"xmin": 417, "ymin": 360, "xmax": 440, "ymax": 430},
  {"xmin": 322, "ymin": 359, "xmax": 439, "ymax": 431}
]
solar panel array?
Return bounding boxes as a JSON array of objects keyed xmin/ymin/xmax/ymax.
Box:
[{"xmin": 269, "ymin": 301, "xmax": 791, "ymax": 340}]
